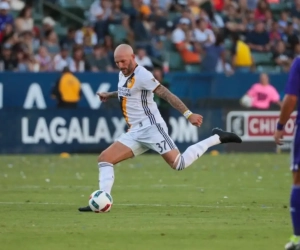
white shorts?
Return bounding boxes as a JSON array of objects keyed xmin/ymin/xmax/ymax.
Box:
[{"xmin": 117, "ymin": 123, "xmax": 177, "ymax": 156}]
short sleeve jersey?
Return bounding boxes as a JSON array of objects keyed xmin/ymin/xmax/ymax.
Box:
[{"xmin": 118, "ymin": 65, "xmax": 165, "ymax": 131}]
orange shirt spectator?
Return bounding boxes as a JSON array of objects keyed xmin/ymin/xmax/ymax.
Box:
[{"xmin": 176, "ymin": 32, "xmax": 200, "ymax": 64}]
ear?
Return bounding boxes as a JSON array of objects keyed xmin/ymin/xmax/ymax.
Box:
[{"xmin": 132, "ymin": 54, "xmax": 135, "ymax": 60}]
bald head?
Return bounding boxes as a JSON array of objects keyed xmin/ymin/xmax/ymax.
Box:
[
  {"xmin": 114, "ymin": 44, "xmax": 136, "ymax": 76},
  {"xmin": 114, "ymin": 44, "xmax": 134, "ymax": 57}
]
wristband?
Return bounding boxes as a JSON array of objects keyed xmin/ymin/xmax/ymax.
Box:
[
  {"xmin": 277, "ymin": 122, "xmax": 284, "ymax": 131},
  {"xmin": 183, "ymin": 110, "xmax": 193, "ymax": 119}
]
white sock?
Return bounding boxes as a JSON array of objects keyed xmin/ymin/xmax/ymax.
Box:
[
  {"xmin": 176, "ymin": 134, "xmax": 221, "ymax": 170},
  {"xmin": 98, "ymin": 162, "xmax": 114, "ymax": 194}
]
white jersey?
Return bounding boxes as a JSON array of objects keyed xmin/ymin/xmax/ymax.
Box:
[{"xmin": 117, "ymin": 65, "xmax": 165, "ymax": 131}]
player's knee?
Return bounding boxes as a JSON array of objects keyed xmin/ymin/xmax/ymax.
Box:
[
  {"xmin": 293, "ymin": 171, "xmax": 300, "ymax": 185},
  {"xmin": 98, "ymin": 150, "xmax": 109, "ymax": 163},
  {"xmin": 170, "ymin": 162, "xmax": 177, "ymax": 170},
  {"xmin": 170, "ymin": 155, "xmax": 181, "ymax": 170}
]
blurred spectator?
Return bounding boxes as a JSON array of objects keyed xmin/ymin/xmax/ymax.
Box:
[
  {"xmin": 264, "ymin": 9, "xmax": 273, "ymax": 31},
  {"xmin": 194, "ymin": 18, "xmax": 216, "ymax": 47},
  {"xmin": 15, "ymin": 50, "xmax": 30, "ymax": 72},
  {"xmin": 120, "ymin": 15, "xmax": 134, "ymax": 45},
  {"xmin": 51, "ymin": 66, "xmax": 82, "ymax": 109},
  {"xmin": 0, "ymin": 43, "xmax": 17, "ymax": 71},
  {"xmin": 19, "ymin": 30, "xmax": 35, "ymax": 55},
  {"xmin": 244, "ymin": 10, "xmax": 255, "ymax": 32},
  {"xmin": 42, "ymin": 16, "xmax": 56, "ymax": 37},
  {"xmin": 272, "ymin": 40, "xmax": 292, "ymax": 72},
  {"xmin": 240, "ymin": 0, "xmax": 259, "ymax": 11},
  {"xmin": 0, "ymin": 22, "xmax": 14, "ymax": 43},
  {"xmin": 278, "ymin": 11, "xmax": 289, "ymax": 33},
  {"xmin": 108, "ymin": 0, "xmax": 126, "ymax": 25},
  {"xmin": 10, "ymin": 0, "xmax": 25, "ymax": 11},
  {"xmin": 269, "ymin": 22, "xmax": 282, "ymax": 48},
  {"xmin": 103, "ymin": 35, "xmax": 115, "ymax": 67},
  {"xmin": 150, "ymin": 4, "xmax": 168, "ymax": 33},
  {"xmin": 172, "ymin": 17, "xmax": 190, "ymax": 45},
  {"xmin": 240, "ymin": 73, "xmax": 280, "ymax": 109},
  {"xmin": 44, "ymin": 30, "xmax": 60, "ymax": 56},
  {"xmin": 60, "ymin": 27, "xmax": 76, "ymax": 49},
  {"xmin": 75, "ymin": 21, "xmax": 97, "ymax": 46},
  {"xmin": 35, "ymin": 46, "xmax": 53, "ymax": 72},
  {"xmin": 202, "ymin": 33, "xmax": 232, "ymax": 74},
  {"xmin": 14, "ymin": 5, "xmax": 33, "ymax": 34},
  {"xmin": 291, "ymin": 0, "xmax": 300, "ymax": 19},
  {"xmin": 133, "ymin": 10, "xmax": 153, "ymax": 45},
  {"xmin": 188, "ymin": 0, "xmax": 201, "ymax": 19},
  {"xmin": 176, "ymin": 29, "xmax": 200, "ymax": 64},
  {"xmin": 157, "ymin": 0, "xmax": 172, "ymax": 11},
  {"xmin": 0, "ymin": 1, "xmax": 13, "ymax": 31},
  {"xmin": 53, "ymin": 45, "xmax": 72, "ymax": 72},
  {"xmin": 283, "ymin": 22, "xmax": 299, "ymax": 52},
  {"xmin": 254, "ymin": 0, "xmax": 269, "ymax": 21},
  {"xmin": 231, "ymin": 33, "xmax": 253, "ymax": 72},
  {"xmin": 246, "ymin": 21, "xmax": 270, "ymax": 52},
  {"xmin": 69, "ymin": 46, "xmax": 89, "ymax": 72},
  {"xmin": 86, "ymin": 44, "xmax": 113, "ymax": 72},
  {"xmin": 89, "ymin": 0, "xmax": 111, "ymax": 23},
  {"xmin": 206, "ymin": 7, "xmax": 225, "ymax": 31},
  {"xmin": 223, "ymin": 3, "xmax": 245, "ymax": 36},
  {"xmin": 135, "ymin": 47, "xmax": 153, "ymax": 69}
]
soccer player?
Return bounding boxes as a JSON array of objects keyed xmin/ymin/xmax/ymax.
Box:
[
  {"xmin": 79, "ymin": 44, "xmax": 242, "ymax": 212},
  {"xmin": 274, "ymin": 58, "xmax": 300, "ymax": 250}
]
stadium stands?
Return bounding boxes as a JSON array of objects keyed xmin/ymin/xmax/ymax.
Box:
[{"xmin": 0, "ymin": 0, "xmax": 298, "ymax": 73}]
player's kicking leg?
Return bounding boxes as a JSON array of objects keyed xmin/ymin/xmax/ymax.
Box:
[
  {"xmin": 161, "ymin": 127, "xmax": 242, "ymax": 170},
  {"xmin": 78, "ymin": 141, "xmax": 135, "ymax": 212}
]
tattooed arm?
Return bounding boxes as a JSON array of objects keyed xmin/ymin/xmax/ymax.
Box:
[
  {"xmin": 108, "ymin": 91, "xmax": 118, "ymax": 98},
  {"xmin": 154, "ymin": 85, "xmax": 188, "ymax": 114},
  {"xmin": 154, "ymin": 85, "xmax": 203, "ymax": 127},
  {"xmin": 97, "ymin": 91, "xmax": 118, "ymax": 102}
]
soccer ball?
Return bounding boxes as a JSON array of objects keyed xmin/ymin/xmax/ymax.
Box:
[
  {"xmin": 88, "ymin": 190, "xmax": 113, "ymax": 213},
  {"xmin": 240, "ymin": 94, "xmax": 252, "ymax": 108}
]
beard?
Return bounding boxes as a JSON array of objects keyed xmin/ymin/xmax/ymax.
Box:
[{"xmin": 121, "ymin": 61, "xmax": 134, "ymax": 76}]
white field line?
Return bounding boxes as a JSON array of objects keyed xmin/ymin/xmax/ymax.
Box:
[
  {"xmin": 0, "ymin": 201, "xmax": 273, "ymax": 209},
  {"xmin": 0, "ymin": 184, "xmax": 266, "ymax": 190}
]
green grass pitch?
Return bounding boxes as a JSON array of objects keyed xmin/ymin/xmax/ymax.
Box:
[{"xmin": 0, "ymin": 153, "xmax": 293, "ymax": 250}]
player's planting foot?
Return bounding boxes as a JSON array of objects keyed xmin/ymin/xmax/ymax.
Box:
[
  {"xmin": 78, "ymin": 205, "xmax": 93, "ymax": 212},
  {"xmin": 285, "ymin": 236, "xmax": 300, "ymax": 250},
  {"xmin": 212, "ymin": 128, "xmax": 242, "ymax": 144}
]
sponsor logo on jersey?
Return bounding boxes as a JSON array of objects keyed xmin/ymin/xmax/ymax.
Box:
[{"xmin": 118, "ymin": 87, "xmax": 131, "ymax": 97}]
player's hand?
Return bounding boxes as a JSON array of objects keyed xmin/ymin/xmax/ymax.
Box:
[
  {"xmin": 188, "ymin": 114, "xmax": 203, "ymax": 127},
  {"xmin": 97, "ymin": 92, "xmax": 110, "ymax": 102},
  {"xmin": 274, "ymin": 130, "xmax": 284, "ymax": 145}
]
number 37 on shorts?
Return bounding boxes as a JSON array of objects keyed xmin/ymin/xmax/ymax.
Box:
[{"xmin": 156, "ymin": 140, "xmax": 168, "ymax": 154}]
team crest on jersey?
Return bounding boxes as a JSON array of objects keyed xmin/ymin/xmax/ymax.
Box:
[
  {"xmin": 118, "ymin": 87, "xmax": 131, "ymax": 97},
  {"xmin": 127, "ymin": 77, "xmax": 135, "ymax": 88}
]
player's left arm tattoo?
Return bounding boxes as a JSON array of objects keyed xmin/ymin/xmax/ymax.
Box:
[
  {"xmin": 279, "ymin": 94, "xmax": 297, "ymax": 124},
  {"xmin": 154, "ymin": 85, "xmax": 189, "ymax": 114}
]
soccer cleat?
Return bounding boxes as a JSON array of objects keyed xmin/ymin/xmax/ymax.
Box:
[
  {"xmin": 285, "ymin": 236, "xmax": 300, "ymax": 250},
  {"xmin": 212, "ymin": 128, "xmax": 242, "ymax": 144},
  {"xmin": 78, "ymin": 205, "xmax": 93, "ymax": 212}
]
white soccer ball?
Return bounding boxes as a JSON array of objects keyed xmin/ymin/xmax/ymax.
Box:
[
  {"xmin": 88, "ymin": 190, "xmax": 113, "ymax": 213},
  {"xmin": 240, "ymin": 95, "xmax": 252, "ymax": 108}
]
